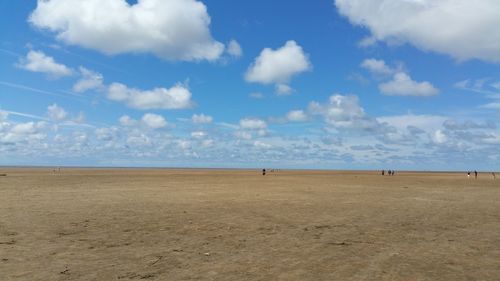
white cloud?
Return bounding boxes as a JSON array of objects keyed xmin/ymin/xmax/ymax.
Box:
[
  {"xmin": 141, "ymin": 113, "xmax": 167, "ymax": 129},
  {"xmin": 95, "ymin": 127, "xmax": 117, "ymax": 141},
  {"xmin": 286, "ymin": 110, "xmax": 307, "ymax": 122},
  {"xmin": 379, "ymin": 72, "xmax": 438, "ymax": 97},
  {"xmin": 73, "ymin": 67, "xmax": 104, "ymax": 93},
  {"xmin": 433, "ymin": 130, "xmax": 448, "ymax": 144},
  {"xmin": 234, "ymin": 131, "xmax": 252, "ymax": 140},
  {"xmin": 29, "ymin": 0, "xmax": 224, "ymax": 61},
  {"xmin": 227, "ymin": 40, "xmax": 242, "ymax": 58},
  {"xmin": 17, "ymin": 50, "xmax": 73, "ymax": 77},
  {"xmin": 11, "ymin": 122, "xmax": 37, "ymax": 135},
  {"xmin": 335, "ymin": 0, "xmax": 500, "ymax": 63},
  {"xmin": 378, "ymin": 114, "xmax": 447, "ymax": 134},
  {"xmin": 361, "ymin": 58, "xmax": 393, "ymax": 76},
  {"xmin": 443, "ymin": 120, "xmax": 496, "ymax": 130},
  {"xmin": 1, "ymin": 121, "xmax": 47, "ymax": 144},
  {"xmin": 253, "ymin": 140, "xmax": 271, "ymax": 149},
  {"xmin": 119, "ymin": 115, "xmax": 138, "ymax": 127},
  {"xmin": 192, "ymin": 113, "xmax": 213, "ymax": 124},
  {"xmin": 239, "ymin": 118, "xmax": 267, "ymax": 130},
  {"xmin": 191, "ymin": 131, "xmax": 207, "ymax": 139},
  {"xmin": 481, "ymin": 103, "xmax": 500, "ymax": 110},
  {"xmin": 275, "ymin": 84, "xmax": 293, "ymax": 96},
  {"xmin": 358, "ymin": 36, "xmax": 377, "ymax": 47},
  {"xmin": 107, "ymin": 82, "xmax": 192, "ymax": 110},
  {"xmin": 308, "ymin": 94, "xmax": 380, "ymax": 130},
  {"xmin": 245, "ymin": 40, "xmax": 311, "ymax": 85},
  {"xmin": 47, "ymin": 103, "xmax": 68, "ymax": 121}
]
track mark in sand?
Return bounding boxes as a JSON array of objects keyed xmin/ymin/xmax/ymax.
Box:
[
  {"xmin": 328, "ymin": 241, "xmax": 350, "ymax": 246},
  {"xmin": 313, "ymin": 224, "xmax": 347, "ymax": 230},
  {"xmin": 60, "ymin": 268, "xmax": 70, "ymax": 275},
  {"xmin": 0, "ymin": 239, "xmax": 16, "ymax": 245},
  {"xmin": 328, "ymin": 240, "xmax": 380, "ymax": 246},
  {"xmin": 150, "ymin": 255, "xmax": 164, "ymax": 266},
  {"xmin": 118, "ymin": 272, "xmax": 158, "ymax": 280}
]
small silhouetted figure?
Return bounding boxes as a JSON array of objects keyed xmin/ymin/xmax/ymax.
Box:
[
  {"xmin": 382, "ymin": 170, "xmax": 385, "ymax": 176},
  {"xmin": 492, "ymin": 172, "xmax": 496, "ymax": 180},
  {"xmin": 262, "ymin": 169, "xmax": 266, "ymax": 176},
  {"xmin": 392, "ymin": 170, "xmax": 395, "ymax": 176},
  {"xmin": 467, "ymin": 171, "xmax": 470, "ymax": 179},
  {"xmin": 474, "ymin": 170, "xmax": 478, "ymax": 179}
]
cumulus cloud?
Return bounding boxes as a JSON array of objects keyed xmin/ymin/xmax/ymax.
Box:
[
  {"xmin": 239, "ymin": 118, "xmax": 267, "ymax": 130},
  {"xmin": 377, "ymin": 114, "xmax": 447, "ymax": 134},
  {"xmin": 234, "ymin": 131, "xmax": 252, "ymax": 140},
  {"xmin": 286, "ymin": 110, "xmax": 308, "ymax": 122},
  {"xmin": 191, "ymin": 131, "xmax": 207, "ymax": 139},
  {"xmin": 443, "ymin": 120, "xmax": 496, "ymax": 130},
  {"xmin": 29, "ymin": 0, "xmax": 225, "ymax": 61},
  {"xmin": 335, "ymin": 0, "xmax": 500, "ymax": 63},
  {"xmin": 95, "ymin": 127, "xmax": 118, "ymax": 141},
  {"xmin": 17, "ymin": 50, "xmax": 73, "ymax": 77},
  {"xmin": 308, "ymin": 94, "xmax": 381, "ymax": 131},
  {"xmin": 361, "ymin": 58, "xmax": 394, "ymax": 76},
  {"xmin": 192, "ymin": 113, "xmax": 213, "ymax": 124},
  {"xmin": 275, "ymin": 84, "xmax": 293, "ymax": 96},
  {"xmin": 227, "ymin": 40, "xmax": 242, "ymax": 58},
  {"xmin": 141, "ymin": 113, "xmax": 167, "ymax": 129},
  {"xmin": 379, "ymin": 72, "xmax": 438, "ymax": 97},
  {"xmin": 433, "ymin": 130, "xmax": 448, "ymax": 144},
  {"xmin": 119, "ymin": 115, "xmax": 138, "ymax": 127},
  {"xmin": 47, "ymin": 103, "xmax": 67, "ymax": 121},
  {"xmin": 253, "ymin": 140, "xmax": 271, "ymax": 149},
  {"xmin": 11, "ymin": 122, "xmax": 38, "ymax": 135},
  {"xmin": 245, "ymin": 40, "xmax": 311, "ymax": 91},
  {"xmin": 2, "ymin": 121, "xmax": 47, "ymax": 144},
  {"xmin": 118, "ymin": 114, "xmax": 166, "ymax": 129},
  {"xmin": 73, "ymin": 67, "xmax": 104, "ymax": 93},
  {"xmin": 107, "ymin": 82, "xmax": 192, "ymax": 110}
]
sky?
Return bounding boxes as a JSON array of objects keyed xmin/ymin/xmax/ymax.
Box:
[{"xmin": 0, "ymin": 0, "xmax": 499, "ymax": 170}]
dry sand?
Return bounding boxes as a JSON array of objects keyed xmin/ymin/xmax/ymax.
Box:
[{"xmin": 1, "ymin": 168, "xmax": 499, "ymax": 281}]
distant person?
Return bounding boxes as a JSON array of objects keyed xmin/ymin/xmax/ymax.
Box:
[
  {"xmin": 492, "ymin": 172, "xmax": 496, "ymax": 180},
  {"xmin": 262, "ymin": 169, "xmax": 266, "ymax": 176},
  {"xmin": 467, "ymin": 171, "xmax": 470, "ymax": 179},
  {"xmin": 474, "ymin": 170, "xmax": 478, "ymax": 179},
  {"xmin": 392, "ymin": 170, "xmax": 395, "ymax": 176},
  {"xmin": 382, "ymin": 170, "xmax": 385, "ymax": 176}
]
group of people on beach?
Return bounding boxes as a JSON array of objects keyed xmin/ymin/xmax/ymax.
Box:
[
  {"xmin": 381, "ymin": 170, "xmax": 395, "ymax": 176},
  {"xmin": 467, "ymin": 171, "xmax": 496, "ymax": 179}
]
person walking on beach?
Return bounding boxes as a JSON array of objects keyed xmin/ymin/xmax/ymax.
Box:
[
  {"xmin": 467, "ymin": 171, "xmax": 470, "ymax": 179},
  {"xmin": 262, "ymin": 169, "xmax": 266, "ymax": 176},
  {"xmin": 382, "ymin": 170, "xmax": 385, "ymax": 176},
  {"xmin": 492, "ymin": 172, "xmax": 496, "ymax": 180},
  {"xmin": 474, "ymin": 170, "xmax": 478, "ymax": 179}
]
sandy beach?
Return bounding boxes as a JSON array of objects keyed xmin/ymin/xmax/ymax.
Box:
[{"xmin": 1, "ymin": 168, "xmax": 499, "ymax": 280}]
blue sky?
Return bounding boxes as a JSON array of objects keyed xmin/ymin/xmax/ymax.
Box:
[{"xmin": 0, "ymin": 0, "xmax": 499, "ymax": 170}]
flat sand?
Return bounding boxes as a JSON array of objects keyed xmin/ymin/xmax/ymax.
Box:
[{"xmin": 1, "ymin": 168, "xmax": 499, "ymax": 281}]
